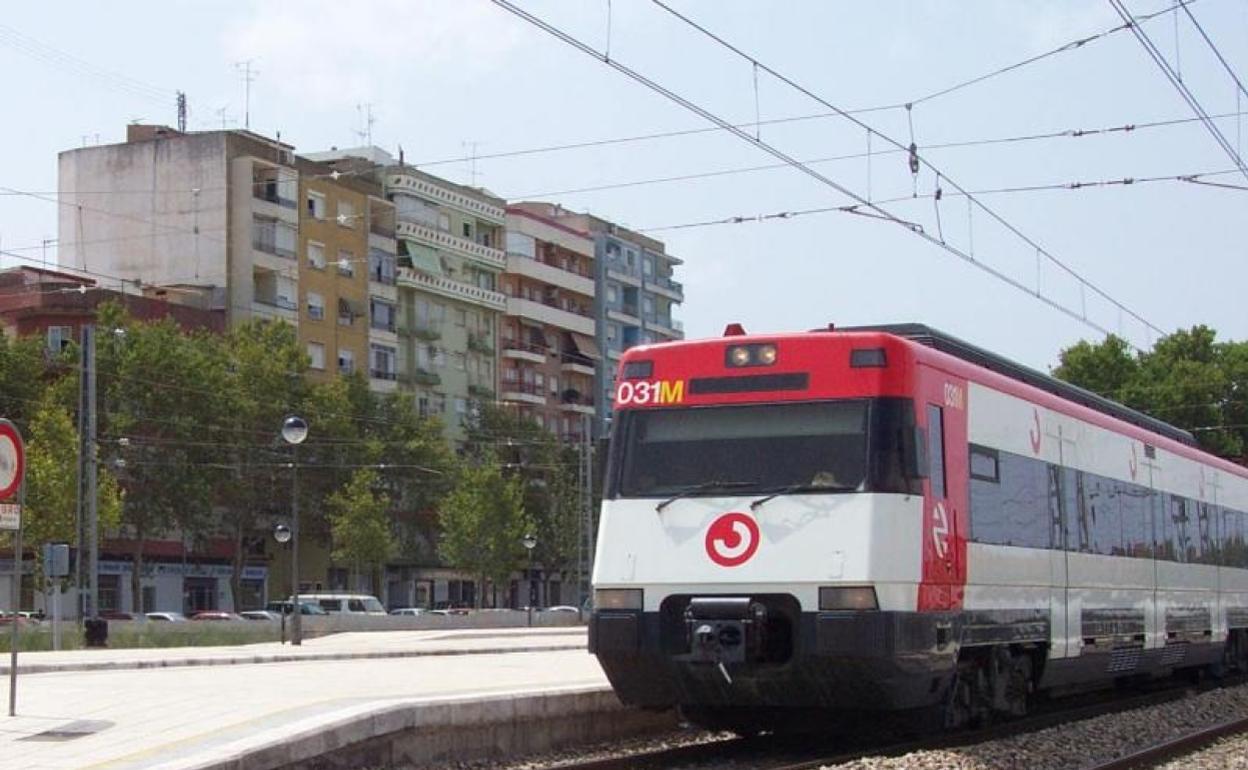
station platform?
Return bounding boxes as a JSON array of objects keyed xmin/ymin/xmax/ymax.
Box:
[{"xmin": 0, "ymin": 628, "xmax": 670, "ymax": 770}]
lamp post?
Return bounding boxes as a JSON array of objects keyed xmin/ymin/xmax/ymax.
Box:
[
  {"xmin": 273, "ymin": 522, "xmax": 291, "ymax": 644},
  {"xmin": 522, "ymin": 533, "xmax": 537, "ymax": 627},
  {"xmin": 281, "ymin": 415, "xmax": 308, "ymax": 645}
]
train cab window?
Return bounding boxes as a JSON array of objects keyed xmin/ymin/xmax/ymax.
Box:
[{"xmin": 926, "ymin": 405, "xmax": 946, "ymax": 499}]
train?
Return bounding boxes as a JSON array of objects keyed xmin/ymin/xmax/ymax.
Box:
[{"xmin": 587, "ymin": 323, "xmax": 1248, "ymax": 732}]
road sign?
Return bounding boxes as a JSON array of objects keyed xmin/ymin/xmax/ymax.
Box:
[
  {"xmin": 0, "ymin": 504, "xmax": 18, "ymax": 531},
  {"xmin": 0, "ymin": 420, "xmax": 23, "ymax": 501}
]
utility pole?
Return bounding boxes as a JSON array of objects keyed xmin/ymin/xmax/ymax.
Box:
[
  {"xmin": 75, "ymin": 327, "xmax": 88, "ymax": 621},
  {"xmin": 85, "ymin": 327, "xmax": 99, "ymax": 619},
  {"xmin": 176, "ymin": 91, "xmax": 187, "ymax": 133},
  {"xmin": 576, "ymin": 412, "xmax": 594, "ymax": 608}
]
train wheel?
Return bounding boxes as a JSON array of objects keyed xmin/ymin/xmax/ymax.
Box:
[{"xmin": 990, "ymin": 648, "xmax": 1031, "ymax": 719}]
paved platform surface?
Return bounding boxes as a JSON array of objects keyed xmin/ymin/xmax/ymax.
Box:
[{"xmin": 0, "ymin": 628, "xmax": 605, "ymax": 770}]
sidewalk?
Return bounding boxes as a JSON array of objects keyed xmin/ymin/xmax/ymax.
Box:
[{"xmin": 0, "ymin": 628, "xmax": 606, "ymax": 770}]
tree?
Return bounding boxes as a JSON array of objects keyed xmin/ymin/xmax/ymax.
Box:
[
  {"xmin": 438, "ymin": 454, "xmax": 527, "ymax": 608},
  {"xmin": 464, "ymin": 405, "xmax": 580, "ymax": 601},
  {"xmin": 23, "ymin": 392, "xmax": 122, "ymax": 554},
  {"xmin": 326, "ymin": 469, "xmax": 393, "ymax": 594},
  {"xmin": 1054, "ymin": 326, "xmax": 1248, "ymax": 459}
]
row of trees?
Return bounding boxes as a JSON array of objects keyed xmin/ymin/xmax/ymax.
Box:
[
  {"xmin": 1054, "ymin": 325, "xmax": 1248, "ymax": 459},
  {"xmin": 1, "ymin": 303, "xmax": 587, "ymax": 611}
]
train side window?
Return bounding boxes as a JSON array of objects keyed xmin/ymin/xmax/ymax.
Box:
[
  {"xmin": 926, "ymin": 405, "xmax": 946, "ymax": 499},
  {"xmin": 969, "ymin": 449, "xmax": 1049, "ymax": 549},
  {"xmin": 1171, "ymin": 496, "xmax": 1197, "ymax": 563},
  {"xmin": 1083, "ymin": 473, "xmax": 1122, "ymax": 556},
  {"xmin": 1048, "ymin": 464, "xmax": 1064, "ymax": 551},
  {"xmin": 1232, "ymin": 510, "xmax": 1248, "ymax": 568},
  {"xmin": 969, "ymin": 445, "xmax": 998, "ymax": 482},
  {"xmin": 1152, "ymin": 492, "xmax": 1174, "ymax": 561},
  {"xmin": 1063, "ymin": 468, "xmax": 1086, "ymax": 553},
  {"xmin": 1197, "ymin": 502, "xmax": 1216, "ymax": 565},
  {"xmin": 1118, "ymin": 479, "xmax": 1151, "ymax": 559}
]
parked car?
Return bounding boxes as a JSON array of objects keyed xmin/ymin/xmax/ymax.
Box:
[
  {"xmin": 265, "ymin": 601, "xmax": 329, "ymax": 616},
  {"xmin": 240, "ymin": 610, "xmax": 282, "ymax": 621},
  {"xmin": 543, "ymin": 605, "xmax": 580, "ymax": 614},
  {"xmin": 189, "ymin": 611, "xmax": 243, "ymax": 621},
  {"xmin": 145, "ymin": 612, "xmax": 188, "ymax": 622},
  {"xmin": 388, "ymin": 607, "xmax": 426, "ymax": 616},
  {"xmin": 298, "ymin": 593, "xmax": 386, "ymax": 616}
]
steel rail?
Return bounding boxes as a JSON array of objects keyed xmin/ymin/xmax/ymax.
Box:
[{"xmin": 1084, "ymin": 714, "xmax": 1248, "ymax": 770}]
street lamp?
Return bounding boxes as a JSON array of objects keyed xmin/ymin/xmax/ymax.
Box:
[
  {"xmin": 273, "ymin": 522, "xmax": 291, "ymax": 644},
  {"xmin": 522, "ymin": 533, "xmax": 537, "ymax": 627},
  {"xmin": 281, "ymin": 415, "xmax": 308, "ymax": 645}
]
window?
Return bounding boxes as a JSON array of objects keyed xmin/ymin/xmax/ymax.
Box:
[
  {"xmin": 455, "ymin": 309, "xmax": 467, "ymax": 327},
  {"xmin": 306, "ymin": 292, "xmax": 325, "ymax": 320},
  {"xmin": 338, "ymin": 349, "xmax": 355, "ymax": 375},
  {"xmin": 453, "ymin": 352, "xmax": 466, "ymax": 371},
  {"xmin": 438, "ymin": 212, "xmax": 451, "ymax": 232},
  {"xmin": 370, "ymin": 344, "xmax": 396, "ymax": 379},
  {"xmin": 368, "ymin": 248, "xmax": 396, "ymax": 285},
  {"xmin": 926, "ymin": 405, "xmax": 946, "ymax": 499},
  {"xmin": 969, "ymin": 447, "xmax": 1052, "ymax": 549},
  {"xmin": 617, "ymin": 400, "xmax": 869, "ymax": 498},
  {"xmin": 337, "ymin": 199, "xmax": 355, "ymax": 227},
  {"xmin": 506, "ymin": 232, "xmax": 536, "ymax": 258},
  {"xmin": 338, "ymin": 249, "xmax": 355, "ymax": 277},
  {"xmin": 252, "ymin": 215, "xmax": 296, "ymax": 258},
  {"xmin": 644, "ymin": 256, "xmax": 655, "ymax": 276},
  {"xmin": 370, "ymin": 297, "xmax": 396, "ymax": 332},
  {"xmin": 307, "ymin": 241, "xmax": 325, "ymax": 269},
  {"xmin": 462, "ymin": 221, "xmax": 473, "ymax": 239},
  {"xmin": 607, "ymin": 284, "xmax": 619, "ymax": 304},
  {"xmin": 46, "ymin": 325, "xmax": 73, "ymax": 353},
  {"xmin": 307, "ymin": 191, "xmax": 326, "ymax": 220},
  {"xmin": 307, "ymin": 342, "xmax": 325, "ymax": 370}
]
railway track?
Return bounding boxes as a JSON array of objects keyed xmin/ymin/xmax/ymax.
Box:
[
  {"xmin": 540, "ymin": 679, "xmax": 1242, "ymax": 770},
  {"xmin": 1085, "ymin": 713, "xmax": 1248, "ymax": 770}
]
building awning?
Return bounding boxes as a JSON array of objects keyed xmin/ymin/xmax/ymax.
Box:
[
  {"xmin": 567, "ymin": 332, "xmax": 602, "ymax": 360},
  {"xmin": 402, "ymin": 240, "xmax": 443, "ymax": 276}
]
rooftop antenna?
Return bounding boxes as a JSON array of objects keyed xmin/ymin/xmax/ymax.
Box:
[
  {"xmin": 462, "ymin": 141, "xmax": 482, "ymax": 186},
  {"xmin": 355, "ymin": 103, "xmax": 376, "ymax": 147},
  {"xmin": 176, "ymin": 91, "xmax": 187, "ymax": 133},
  {"xmin": 214, "ymin": 106, "xmax": 235, "ymax": 130},
  {"xmin": 234, "ymin": 60, "xmax": 259, "ymax": 130}
]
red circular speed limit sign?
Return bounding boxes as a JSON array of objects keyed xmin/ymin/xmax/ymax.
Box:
[{"xmin": 0, "ymin": 419, "xmax": 24, "ymax": 501}]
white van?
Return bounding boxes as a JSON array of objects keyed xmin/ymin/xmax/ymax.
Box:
[{"xmin": 297, "ymin": 593, "xmax": 386, "ymax": 615}]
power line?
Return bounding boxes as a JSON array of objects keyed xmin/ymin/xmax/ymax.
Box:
[
  {"xmin": 420, "ymin": 0, "xmax": 1192, "ymax": 170},
  {"xmin": 515, "ymin": 112, "xmax": 1247, "ymax": 199},
  {"xmin": 1179, "ymin": 1, "xmax": 1248, "ymax": 102},
  {"xmin": 639, "ymin": 169, "xmax": 1240, "ymax": 231},
  {"xmin": 1109, "ymin": 0, "xmax": 1248, "ymax": 181},
  {"xmin": 648, "ymin": 0, "xmax": 1167, "ymax": 344},
  {"xmin": 0, "ymin": 23, "xmax": 174, "ymax": 105}
]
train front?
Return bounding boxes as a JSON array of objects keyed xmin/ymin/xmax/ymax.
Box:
[{"xmin": 588, "ymin": 328, "xmax": 956, "ymax": 729}]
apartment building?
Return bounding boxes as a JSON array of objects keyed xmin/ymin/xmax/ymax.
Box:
[
  {"xmin": 309, "ymin": 148, "xmax": 506, "ymax": 444},
  {"xmin": 500, "ymin": 206, "xmax": 599, "ymax": 441},
  {"xmin": 509, "ymin": 203, "xmax": 684, "ymax": 435}
]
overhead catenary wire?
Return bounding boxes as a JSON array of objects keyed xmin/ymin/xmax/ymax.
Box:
[
  {"xmin": 418, "ymin": 0, "xmax": 1193, "ymax": 169},
  {"xmin": 487, "ymin": 0, "xmax": 1158, "ymax": 347},
  {"xmin": 647, "ymin": 0, "xmax": 1166, "ymax": 345},
  {"xmin": 1109, "ymin": 0, "xmax": 1248, "ymax": 182},
  {"xmin": 0, "ymin": 23, "xmax": 175, "ymax": 105}
]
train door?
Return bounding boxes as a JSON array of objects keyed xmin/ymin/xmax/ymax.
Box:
[
  {"xmin": 1147, "ymin": 461, "xmax": 1164, "ymax": 651},
  {"xmin": 1050, "ymin": 428, "xmax": 1075, "ymax": 659},
  {"xmin": 918, "ymin": 380, "xmax": 968, "ymax": 611}
]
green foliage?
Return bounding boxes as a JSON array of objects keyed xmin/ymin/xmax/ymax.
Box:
[
  {"xmin": 438, "ymin": 453, "xmax": 527, "ymax": 606},
  {"xmin": 1054, "ymin": 326, "xmax": 1248, "ymax": 458},
  {"xmin": 326, "ymin": 469, "xmax": 394, "ymax": 593}
]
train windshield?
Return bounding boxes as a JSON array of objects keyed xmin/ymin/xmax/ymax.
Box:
[{"xmin": 612, "ymin": 398, "xmax": 921, "ymax": 499}]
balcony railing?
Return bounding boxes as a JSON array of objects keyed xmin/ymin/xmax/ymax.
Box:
[
  {"xmin": 649, "ymin": 274, "xmax": 683, "ymax": 293},
  {"xmin": 253, "ymin": 236, "xmax": 296, "ymax": 260},
  {"xmin": 370, "ymin": 220, "xmax": 396, "ymax": 239},
  {"xmin": 254, "ymin": 295, "xmax": 297, "ymax": 311},
  {"xmin": 502, "ymin": 339, "xmax": 546, "ymax": 357},
  {"xmin": 468, "ymin": 383, "xmax": 496, "ymax": 399},
  {"xmin": 560, "ymin": 352, "xmax": 596, "ymax": 369},
  {"xmin": 413, "ymin": 369, "xmax": 441, "ymax": 386},
  {"xmin": 502, "ymin": 380, "xmax": 543, "ymax": 396},
  {"xmin": 370, "ymin": 368, "xmax": 398, "ymax": 381},
  {"xmin": 253, "ymin": 186, "xmax": 297, "ymax": 210},
  {"xmin": 406, "ymin": 320, "xmax": 442, "ymax": 341}
]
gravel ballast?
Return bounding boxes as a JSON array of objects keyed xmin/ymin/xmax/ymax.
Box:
[{"xmin": 822, "ymin": 683, "xmax": 1248, "ymax": 770}]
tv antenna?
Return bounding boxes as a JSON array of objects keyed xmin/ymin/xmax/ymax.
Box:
[
  {"xmin": 234, "ymin": 60, "xmax": 260, "ymax": 129},
  {"xmin": 354, "ymin": 103, "xmax": 376, "ymax": 147}
]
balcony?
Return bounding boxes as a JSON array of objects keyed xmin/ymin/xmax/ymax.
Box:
[
  {"xmin": 388, "ymin": 172, "xmax": 506, "ymax": 225},
  {"xmin": 648, "ymin": 316, "xmax": 684, "ymax": 339},
  {"xmin": 468, "ymin": 383, "xmax": 496, "ymax": 399},
  {"xmin": 396, "ymin": 220, "xmax": 505, "ymax": 270},
  {"xmin": 607, "ymin": 303, "xmax": 640, "ymax": 326},
  {"xmin": 645, "ymin": 273, "xmax": 684, "ymax": 300},
  {"xmin": 370, "ymin": 368, "xmax": 398, "ymax": 381},
  {"xmin": 559, "ymin": 390, "xmax": 595, "ymax": 415},
  {"xmin": 468, "ymin": 332, "xmax": 494, "ymax": 355},
  {"xmin": 505, "ymin": 255, "xmax": 594, "ymax": 298},
  {"xmin": 560, "ymin": 352, "xmax": 596, "ymax": 377},
  {"xmin": 505, "ymin": 297, "xmax": 594, "ymax": 336},
  {"xmin": 605, "ymin": 261, "xmax": 641, "ymax": 286},
  {"xmin": 502, "ymin": 338, "xmax": 546, "ymax": 364},
  {"xmin": 397, "ymin": 267, "xmax": 506, "ymax": 312},
  {"xmin": 402, "ymin": 319, "xmax": 442, "ymax": 341},
  {"xmin": 500, "ymin": 380, "xmax": 546, "ymax": 406},
  {"xmin": 413, "ymin": 369, "xmax": 441, "ymax": 387}
]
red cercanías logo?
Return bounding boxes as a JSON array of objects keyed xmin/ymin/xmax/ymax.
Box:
[{"xmin": 705, "ymin": 512, "xmax": 761, "ymax": 567}]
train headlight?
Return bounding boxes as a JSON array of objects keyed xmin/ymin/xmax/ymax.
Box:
[
  {"xmin": 594, "ymin": 588, "xmax": 643, "ymax": 610},
  {"xmin": 818, "ymin": 586, "xmax": 878, "ymax": 611},
  {"xmin": 726, "ymin": 343, "xmax": 778, "ymax": 367}
]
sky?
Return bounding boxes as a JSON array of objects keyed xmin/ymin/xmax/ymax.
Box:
[{"xmin": 1, "ymin": 0, "xmax": 1246, "ymax": 372}]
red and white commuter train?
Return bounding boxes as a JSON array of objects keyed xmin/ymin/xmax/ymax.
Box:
[{"xmin": 588, "ymin": 324, "xmax": 1248, "ymax": 730}]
